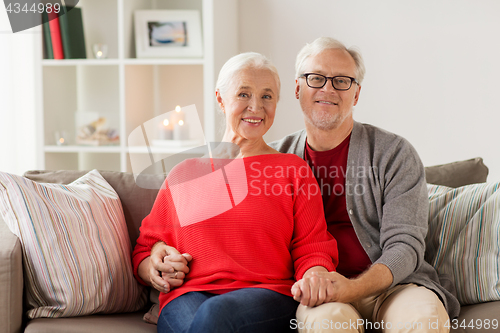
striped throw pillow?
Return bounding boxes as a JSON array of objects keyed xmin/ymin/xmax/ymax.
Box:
[
  {"xmin": 0, "ymin": 170, "xmax": 147, "ymax": 318},
  {"xmin": 426, "ymin": 182, "xmax": 500, "ymax": 305}
]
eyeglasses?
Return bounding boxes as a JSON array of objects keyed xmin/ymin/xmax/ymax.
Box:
[{"xmin": 300, "ymin": 73, "xmax": 358, "ymax": 91}]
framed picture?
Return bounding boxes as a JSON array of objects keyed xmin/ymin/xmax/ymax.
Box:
[{"xmin": 134, "ymin": 10, "xmax": 203, "ymax": 58}]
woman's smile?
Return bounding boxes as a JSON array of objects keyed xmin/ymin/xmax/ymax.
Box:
[{"xmin": 242, "ymin": 117, "xmax": 263, "ymax": 125}]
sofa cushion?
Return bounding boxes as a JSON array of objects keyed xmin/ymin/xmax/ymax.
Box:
[
  {"xmin": 452, "ymin": 302, "xmax": 500, "ymax": 333},
  {"xmin": 426, "ymin": 182, "xmax": 500, "ymax": 305},
  {"xmin": 0, "ymin": 170, "xmax": 147, "ymax": 318},
  {"xmin": 25, "ymin": 312, "xmax": 157, "ymax": 333},
  {"xmin": 23, "ymin": 170, "xmax": 164, "ymax": 249},
  {"xmin": 425, "ymin": 157, "xmax": 489, "ymax": 188}
]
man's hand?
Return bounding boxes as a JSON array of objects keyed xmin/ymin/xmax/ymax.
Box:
[
  {"xmin": 139, "ymin": 242, "xmax": 192, "ymax": 293},
  {"xmin": 292, "ymin": 264, "xmax": 394, "ymax": 307},
  {"xmin": 311, "ymin": 271, "xmax": 364, "ymax": 304}
]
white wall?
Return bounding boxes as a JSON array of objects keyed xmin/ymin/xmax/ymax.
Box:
[
  {"xmin": 0, "ymin": 6, "xmax": 39, "ymax": 175},
  {"xmin": 239, "ymin": 0, "xmax": 500, "ymax": 181}
]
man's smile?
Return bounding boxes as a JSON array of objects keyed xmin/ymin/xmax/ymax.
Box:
[{"xmin": 315, "ymin": 100, "xmax": 338, "ymax": 105}]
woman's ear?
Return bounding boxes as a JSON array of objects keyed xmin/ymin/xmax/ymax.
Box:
[{"xmin": 216, "ymin": 90, "xmax": 224, "ymax": 112}]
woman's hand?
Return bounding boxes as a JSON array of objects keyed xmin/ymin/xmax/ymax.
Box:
[
  {"xmin": 147, "ymin": 242, "xmax": 192, "ymax": 293},
  {"xmin": 291, "ymin": 266, "xmax": 334, "ymax": 307}
]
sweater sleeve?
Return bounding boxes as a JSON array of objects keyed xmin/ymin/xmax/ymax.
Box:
[
  {"xmin": 373, "ymin": 138, "xmax": 429, "ymax": 287},
  {"xmin": 132, "ymin": 181, "xmax": 175, "ymax": 285},
  {"xmin": 290, "ymin": 160, "xmax": 338, "ymax": 280}
]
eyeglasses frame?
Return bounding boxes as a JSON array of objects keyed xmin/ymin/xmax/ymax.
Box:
[{"xmin": 300, "ymin": 73, "xmax": 359, "ymax": 91}]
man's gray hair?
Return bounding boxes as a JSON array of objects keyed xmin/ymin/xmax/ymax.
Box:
[
  {"xmin": 216, "ymin": 52, "xmax": 281, "ymax": 103},
  {"xmin": 295, "ymin": 37, "xmax": 366, "ymax": 84}
]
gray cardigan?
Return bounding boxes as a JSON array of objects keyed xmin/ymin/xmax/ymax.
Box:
[{"xmin": 270, "ymin": 121, "xmax": 460, "ymax": 318}]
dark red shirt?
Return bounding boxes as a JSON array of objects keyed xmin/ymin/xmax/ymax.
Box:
[{"xmin": 304, "ymin": 134, "xmax": 372, "ymax": 277}]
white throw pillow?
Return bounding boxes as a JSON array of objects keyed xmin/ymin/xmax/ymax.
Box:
[
  {"xmin": 426, "ymin": 183, "xmax": 500, "ymax": 305},
  {"xmin": 0, "ymin": 170, "xmax": 146, "ymax": 318}
]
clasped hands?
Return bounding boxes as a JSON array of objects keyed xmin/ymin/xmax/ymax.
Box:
[
  {"xmin": 148, "ymin": 242, "xmax": 192, "ymax": 293},
  {"xmin": 291, "ymin": 268, "xmax": 360, "ymax": 307}
]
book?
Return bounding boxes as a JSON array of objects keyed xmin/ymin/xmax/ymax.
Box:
[
  {"xmin": 48, "ymin": 11, "xmax": 64, "ymax": 59},
  {"xmin": 59, "ymin": 6, "xmax": 87, "ymax": 59},
  {"xmin": 41, "ymin": 12, "xmax": 53, "ymax": 59}
]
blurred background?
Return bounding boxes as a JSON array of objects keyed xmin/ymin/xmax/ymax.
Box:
[{"xmin": 1, "ymin": 0, "xmax": 499, "ymax": 180}]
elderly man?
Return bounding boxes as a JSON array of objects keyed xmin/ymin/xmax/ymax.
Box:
[{"xmin": 273, "ymin": 37, "xmax": 459, "ymax": 332}]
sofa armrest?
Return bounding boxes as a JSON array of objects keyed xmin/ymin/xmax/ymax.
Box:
[{"xmin": 0, "ymin": 216, "xmax": 24, "ymax": 333}]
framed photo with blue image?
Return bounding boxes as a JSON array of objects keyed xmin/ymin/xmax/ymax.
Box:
[{"xmin": 134, "ymin": 10, "xmax": 203, "ymax": 58}]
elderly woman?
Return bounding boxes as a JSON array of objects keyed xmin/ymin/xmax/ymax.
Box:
[{"xmin": 132, "ymin": 53, "xmax": 338, "ymax": 333}]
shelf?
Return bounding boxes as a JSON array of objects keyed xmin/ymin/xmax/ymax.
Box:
[
  {"xmin": 123, "ymin": 58, "xmax": 205, "ymax": 65},
  {"xmin": 44, "ymin": 145, "xmax": 122, "ymax": 153},
  {"xmin": 45, "ymin": 145, "xmax": 206, "ymax": 155},
  {"xmin": 127, "ymin": 145, "xmax": 206, "ymax": 154},
  {"xmin": 42, "ymin": 59, "xmax": 121, "ymax": 66},
  {"xmin": 41, "ymin": 59, "xmax": 206, "ymax": 66}
]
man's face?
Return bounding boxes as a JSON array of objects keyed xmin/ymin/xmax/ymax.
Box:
[{"xmin": 295, "ymin": 49, "xmax": 361, "ymax": 131}]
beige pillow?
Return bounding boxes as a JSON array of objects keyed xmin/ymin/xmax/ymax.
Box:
[
  {"xmin": 426, "ymin": 182, "xmax": 500, "ymax": 305},
  {"xmin": 23, "ymin": 170, "xmax": 164, "ymax": 249},
  {"xmin": 0, "ymin": 170, "xmax": 147, "ymax": 318}
]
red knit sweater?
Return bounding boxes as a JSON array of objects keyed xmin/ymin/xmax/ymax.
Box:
[{"xmin": 132, "ymin": 154, "xmax": 338, "ymax": 312}]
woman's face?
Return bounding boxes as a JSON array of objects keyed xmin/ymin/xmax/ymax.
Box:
[{"xmin": 217, "ymin": 67, "xmax": 279, "ymax": 142}]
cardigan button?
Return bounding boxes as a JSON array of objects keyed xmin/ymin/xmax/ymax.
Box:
[
  {"xmin": 348, "ymin": 209, "xmax": 354, "ymax": 215},
  {"xmin": 366, "ymin": 243, "xmax": 372, "ymax": 248}
]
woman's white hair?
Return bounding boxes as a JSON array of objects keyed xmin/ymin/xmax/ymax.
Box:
[
  {"xmin": 295, "ymin": 37, "xmax": 366, "ymax": 84},
  {"xmin": 216, "ymin": 52, "xmax": 281, "ymax": 103}
]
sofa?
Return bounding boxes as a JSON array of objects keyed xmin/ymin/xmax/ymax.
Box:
[{"xmin": 0, "ymin": 157, "xmax": 499, "ymax": 333}]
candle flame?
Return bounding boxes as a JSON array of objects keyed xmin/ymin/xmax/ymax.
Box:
[
  {"xmin": 178, "ymin": 120, "xmax": 184, "ymax": 126},
  {"xmin": 163, "ymin": 119, "xmax": 169, "ymax": 126},
  {"xmin": 175, "ymin": 105, "xmax": 181, "ymax": 112},
  {"xmin": 59, "ymin": 138, "xmax": 65, "ymax": 144}
]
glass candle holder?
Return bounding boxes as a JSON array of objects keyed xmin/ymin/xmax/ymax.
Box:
[
  {"xmin": 92, "ymin": 44, "xmax": 108, "ymax": 59},
  {"xmin": 54, "ymin": 131, "xmax": 69, "ymax": 146},
  {"xmin": 159, "ymin": 118, "xmax": 173, "ymax": 140}
]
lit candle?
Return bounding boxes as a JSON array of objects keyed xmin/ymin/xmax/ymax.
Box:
[
  {"xmin": 171, "ymin": 105, "xmax": 184, "ymax": 124},
  {"xmin": 54, "ymin": 130, "xmax": 68, "ymax": 146},
  {"xmin": 159, "ymin": 118, "xmax": 173, "ymax": 140},
  {"xmin": 173, "ymin": 119, "xmax": 189, "ymax": 141}
]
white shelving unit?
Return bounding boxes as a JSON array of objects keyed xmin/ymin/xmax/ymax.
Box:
[{"xmin": 37, "ymin": 0, "xmax": 237, "ymax": 172}]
